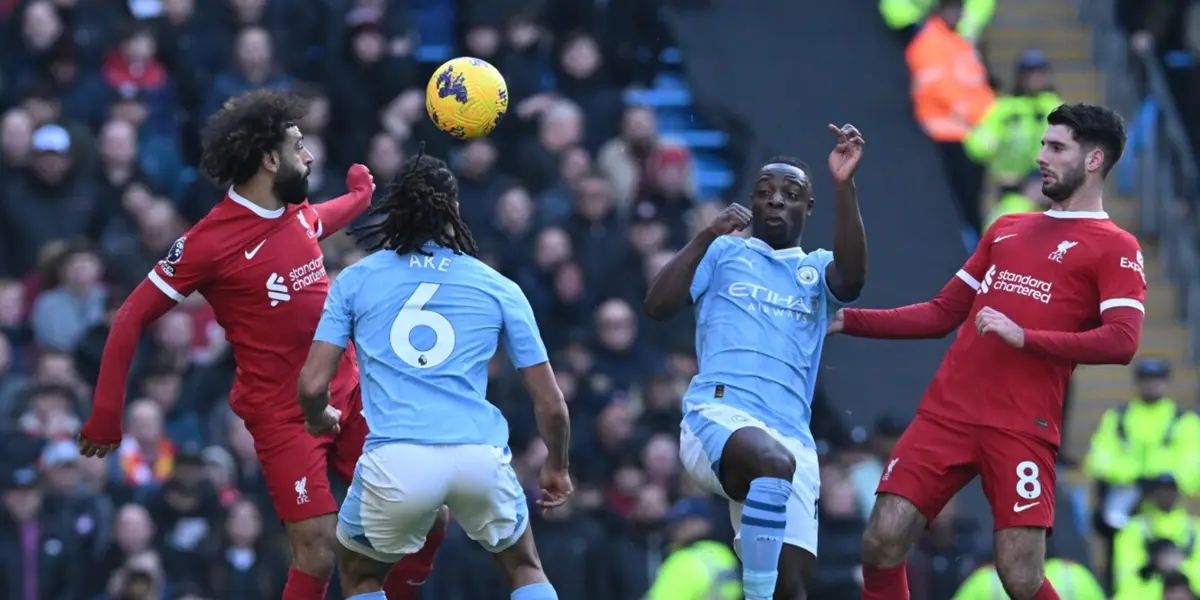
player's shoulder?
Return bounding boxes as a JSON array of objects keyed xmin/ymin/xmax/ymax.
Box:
[
  {"xmin": 464, "ymin": 256, "xmax": 523, "ymax": 296},
  {"xmin": 988, "ymin": 211, "xmax": 1037, "ymax": 235},
  {"xmin": 710, "ymin": 233, "xmax": 744, "ymax": 254},
  {"xmin": 1086, "ymin": 218, "xmax": 1140, "ymax": 248}
]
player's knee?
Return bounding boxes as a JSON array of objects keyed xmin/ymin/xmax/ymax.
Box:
[
  {"xmin": 288, "ymin": 521, "xmax": 338, "ymax": 577},
  {"xmin": 751, "ymin": 447, "xmax": 796, "ymax": 481},
  {"xmin": 993, "ymin": 564, "xmax": 1041, "ymax": 597},
  {"xmin": 773, "ymin": 578, "xmax": 807, "ymax": 600},
  {"xmin": 995, "ymin": 560, "xmax": 1044, "ymax": 600},
  {"xmin": 860, "ymin": 524, "xmax": 905, "ymax": 567}
]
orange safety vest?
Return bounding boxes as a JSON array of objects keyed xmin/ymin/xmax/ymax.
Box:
[{"xmin": 905, "ymin": 17, "xmax": 995, "ymax": 142}]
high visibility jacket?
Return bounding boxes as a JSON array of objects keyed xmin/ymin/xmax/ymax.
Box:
[
  {"xmin": 880, "ymin": 0, "xmax": 997, "ymax": 41},
  {"xmin": 953, "ymin": 558, "xmax": 1105, "ymax": 599},
  {"xmin": 985, "ymin": 192, "xmax": 1038, "ymax": 229},
  {"xmin": 645, "ymin": 541, "xmax": 741, "ymax": 600},
  {"xmin": 1113, "ymin": 508, "xmax": 1200, "ymax": 598},
  {"xmin": 965, "ymin": 92, "xmax": 1064, "ymax": 182},
  {"xmin": 906, "ymin": 18, "xmax": 996, "ymax": 142},
  {"xmin": 1085, "ymin": 399, "xmax": 1200, "ymax": 495}
]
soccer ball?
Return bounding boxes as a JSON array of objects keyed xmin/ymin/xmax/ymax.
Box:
[{"xmin": 425, "ymin": 57, "xmax": 508, "ymax": 140}]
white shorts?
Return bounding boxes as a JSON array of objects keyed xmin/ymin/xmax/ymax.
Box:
[
  {"xmin": 337, "ymin": 443, "xmax": 528, "ymax": 563},
  {"xmin": 680, "ymin": 402, "xmax": 821, "ymax": 556}
]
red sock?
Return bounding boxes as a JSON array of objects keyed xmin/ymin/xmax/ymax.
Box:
[
  {"xmin": 382, "ymin": 520, "xmax": 448, "ymax": 600},
  {"xmin": 1032, "ymin": 579, "xmax": 1061, "ymax": 600},
  {"xmin": 282, "ymin": 566, "xmax": 329, "ymax": 600},
  {"xmin": 862, "ymin": 563, "xmax": 909, "ymax": 600}
]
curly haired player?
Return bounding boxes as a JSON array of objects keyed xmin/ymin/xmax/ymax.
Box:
[{"xmin": 78, "ymin": 90, "xmax": 445, "ymax": 600}]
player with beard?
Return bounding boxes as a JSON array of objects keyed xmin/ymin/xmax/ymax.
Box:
[
  {"xmin": 828, "ymin": 103, "xmax": 1145, "ymax": 600},
  {"xmin": 77, "ymin": 90, "xmax": 445, "ymax": 600}
]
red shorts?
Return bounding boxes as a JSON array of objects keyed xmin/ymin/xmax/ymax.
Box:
[
  {"xmin": 876, "ymin": 413, "xmax": 1057, "ymax": 531},
  {"xmin": 244, "ymin": 387, "xmax": 368, "ymax": 523}
]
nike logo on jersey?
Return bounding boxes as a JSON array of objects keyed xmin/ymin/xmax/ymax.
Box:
[
  {"xmin": 994, "ymin": 234, "xmax": 1018, "ymax": 243},
  {"xmin": 244, "ymin": 240, "xmax": 266, "ymax": 259},
  {"xmin": 1013, "ymin": 501, "xmax": 1040, "ymax": 513}
]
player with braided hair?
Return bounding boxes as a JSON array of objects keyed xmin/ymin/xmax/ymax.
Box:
[
  {"xmin": 355, "ymin": 143, "xmax": 479, "ymax": 257},
  {"xmin": 300, "ymin": 145, "xmax": 572, "ymax": 600}
]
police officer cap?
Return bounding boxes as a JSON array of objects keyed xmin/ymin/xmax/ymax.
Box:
[{"xmin": 1135, "ymin": 357, "xmax": 1171, "ymax": 379}]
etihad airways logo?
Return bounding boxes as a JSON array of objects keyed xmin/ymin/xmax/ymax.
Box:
[{"xmin": 725, "ymin": 282, "xmax": 813, "ymax": 320}]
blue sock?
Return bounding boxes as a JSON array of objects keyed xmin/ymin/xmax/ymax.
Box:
[
  {"xmin": 347, "ymin": 592, "xmax": 386, "ymax": 600},
  {"xmin": 511, "ymin": 582, "xmax": 558, "ymax": 600},
  {"xmin": 741, "ymin": 477, "xmax": 792, "ymax": 600}
]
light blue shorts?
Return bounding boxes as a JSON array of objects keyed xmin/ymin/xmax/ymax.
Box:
[
  {"xmin": 337, "ymin": 443, "xmax": 528, "ymax": 563},
  {"xmin": 680, "ymin": 401, "xmax": 821, "ymax": 556}
]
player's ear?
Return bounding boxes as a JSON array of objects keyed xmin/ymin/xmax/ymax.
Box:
[
  {"xmin": 807, "ymin": 196, "xmax": 815, "ymax": 216},
  {"xmin": 1086, "ymin": 147, "xmax": 1105, "ymax": 173},
  {"xmin": 263, "ymin": 150, "xmax": 280, "ymax": 174}
]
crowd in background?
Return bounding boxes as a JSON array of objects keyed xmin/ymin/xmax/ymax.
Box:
[{"xmin": 0, "ymin": 0, "xmax": 1196, "ymax": 599}]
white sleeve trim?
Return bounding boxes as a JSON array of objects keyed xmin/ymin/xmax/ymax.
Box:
[
  {"xmin": 956, "ymin": 269, "xmax": 981, "ymax": 290},
  {"xmin": 147, "ymin": 270, "xmax": 185, "ymax": 302},
  {"xmin": 1100, "ymin": 298, "xmax": 1145, "ymax": 313}
]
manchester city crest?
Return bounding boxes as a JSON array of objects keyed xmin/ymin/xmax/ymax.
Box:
[{"xmin": 797, "ymin": 265, "xmax": 819, "ymax": 285}]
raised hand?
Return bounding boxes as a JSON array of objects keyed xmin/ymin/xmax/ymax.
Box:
[
  {"xmin": 345, "ymin": 163, "xmax": 376, "ymax": 198},
  {"xmin": 706, "ymin": 203, "xmax": 752, "ymax": 237},
  {"xmin": 828, "ymin": 123, "xmax": 865, "ymax": 184}
]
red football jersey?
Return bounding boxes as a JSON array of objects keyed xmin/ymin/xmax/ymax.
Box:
[
  {"xmin": 146, "ymin": 189, "xmax": 358, "ymax": 421},
  {"xmin": 923, "ymin": 210, "xmax": 1146, "ymax": 446}
]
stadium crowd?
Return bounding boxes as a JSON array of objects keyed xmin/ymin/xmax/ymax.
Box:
[{"xmin": 0, "ymin": 0, "xmax": 1197, "ymax": 599}]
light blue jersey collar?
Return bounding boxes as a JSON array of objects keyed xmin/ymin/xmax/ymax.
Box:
[{"xmin": 745, "ymin": 237, "xmax": 807, "ymax": 259}]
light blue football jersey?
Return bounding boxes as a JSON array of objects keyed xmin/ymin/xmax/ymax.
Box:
[
  {"xmin": 314, "ymin": 244, "xmax": 549, "ymax": 450},
  {"xmin": 686, "ymin": 235, "xmax": 853, "ymax": 447}
]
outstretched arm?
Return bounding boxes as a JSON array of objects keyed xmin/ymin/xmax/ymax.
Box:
[
  {"xmin": 842, "ymin": 274, "xmax": 977, "ymax": 339},
  {"xmin": 81, "ymin": 235, "xmax": 213, "ymax": 457},
  {"xmin": 80, "ymin": 281, "xmax": 178, "ymax": 455}
]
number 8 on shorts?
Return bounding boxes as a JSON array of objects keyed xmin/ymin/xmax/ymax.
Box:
[{"xmin": 1015, "ymin": 460, "xmax": 1041, "ymax": 500}]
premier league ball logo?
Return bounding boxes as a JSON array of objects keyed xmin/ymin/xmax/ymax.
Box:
[{"xmin": 159, "ymin": 236, "xmax": 186, "ymax": 277}]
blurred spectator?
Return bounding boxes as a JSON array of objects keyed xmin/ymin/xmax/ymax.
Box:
[
  {"xmin": 813, "ymin": 462, "xmax": 865, "ymax": 598},
  {"xmin": 29, "ymin": 241, "xmax": 107, "ymax": 351},
  {"xmin": 984, "ymin": 170, "xmax": 1051, "ymax": 229},
  {"xmin": 0, "ymin": 440, "xmax": 85, "ymax": 600},
  {"xmin": 965, "ymin": 50, "xmax": 1064, "ymax": 188},
  {"xmin": 907, "ymin": 496, "xmax": 985, "ymax": 600},
  {"xmin": 1087, "ymin": 357, "xmax": 1200, "ymax": 589},
  {"xmin": 847, "ymin": 414, "xmax": 908, "ymax": 521},
  {"xmin": 203, "ymin": 498, "xmax": 284, "ymax": 599},
  {"xmin": 904, "ymin": 0, "xmax": 994, "ymax": 232},
  {"xmin": 953, "ymin": 557, "xmax": 1106, "ymax": 599},
  {"xmin": 116, "ymin": 399, "xmax": 174, "ymax": 487},
  {"xmin": 0, "ymin": 123, "xmax": 103, "ymax": 278},
  {"xmin": 1113, "ymin": 474, "xmax": 1200, "ymax": 598},
  {"xmin": 879, "ymin": 0, "xmax": 996, "ymax": 44},
  {"xmin": 642, "ymin": 496, "xmax": 741, "ymax": 599}
]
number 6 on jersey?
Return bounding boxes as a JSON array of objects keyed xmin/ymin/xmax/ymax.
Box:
[{"xmin": 391, "ymin": 283, "xmax": 455, "ymax": 368}]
